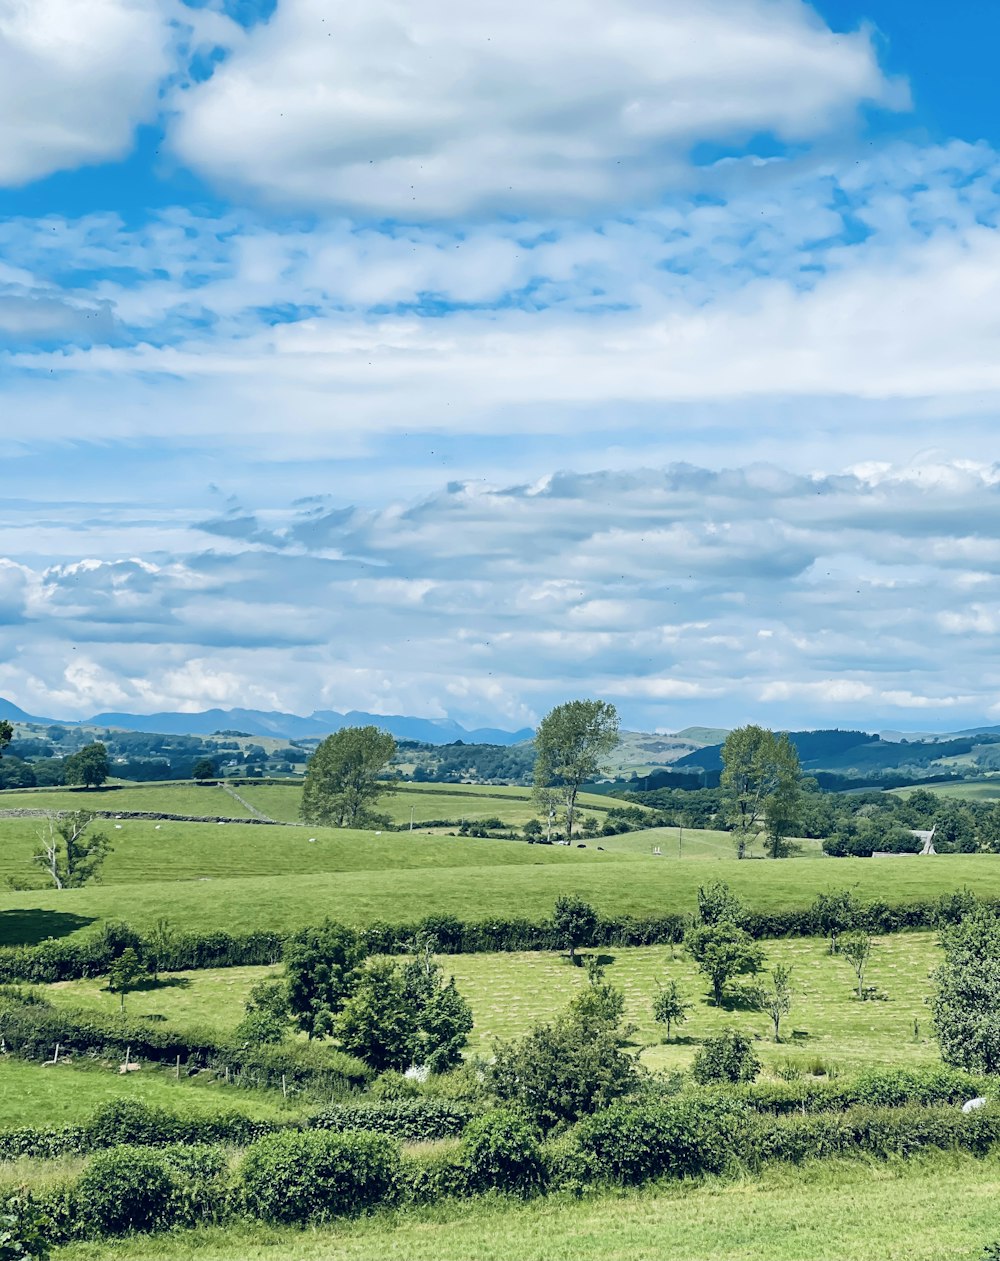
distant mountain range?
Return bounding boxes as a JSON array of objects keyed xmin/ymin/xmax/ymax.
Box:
[{"xmin": 0, "ymin": 697, "xmax": 533, "ymax": 746}]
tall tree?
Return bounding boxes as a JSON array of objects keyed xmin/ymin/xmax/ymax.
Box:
[
  {"xmin": 300, "ymin": 726, "xmax": 397, "ymax": 828},
  {"xmin": 34, "ymin": 811, "xmax": 111, "ymax": 889},
  {"xmin": 64, "ymin": 742, "xmax": 110, "ymax": 789},
  {"xmin": 933, "ymin": 909, "xmax": 1000, "ymax": 1073},
  {"xmin": 720, "ymin": 726, "xmax": 801, "ymax": 859},
  {"xmin": 285, "ymin": 920, "xmax": 365, "ymax": 1039},
  {"xmin": 533, "ymin": 700, "xmax": 619, "ymax": 841},
  {"xmin": 0, "ymin": 720, "xmax": 12, "ymax": 757}
]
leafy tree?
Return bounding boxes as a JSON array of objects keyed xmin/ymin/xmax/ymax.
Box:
[
  {"xmin": 652, "ymin": 979, "xmax": 691, "ymax": 1042},
  {"xmin": 810, "ymin": 890, "xmax": 860, "ymax": 954},
  {"xmin": 696, "ymin": 880, "xmax": 747, "ymax": 927},
  {"xmin": 684, "ymin": 921, "xmax": 764, "ymax": 1006},
  {"xmin": 285, "ymin": 920, "xmax": 365, "ymax": 1039},
  {"xmin": 522, "ymin": 818, "xmax": 543, "ymax": 840},
  {"xmin": 33, "ymin": 812, "xmax": 111, "ymax": 889},
  {"xmin": 146, "ymin": 918, "xmax": 175, "ymax": 982},
  {"xmin": 300, "ymin": 726, "xmax": 396, "ymax": 828},
  {"xmin": 0, "ymin": 719, "xmax": 12, "ymax": 757},
  {"xmin": 551, "ymin": 895, "xmax": 599, "ymax": 965},
  {"xmin": 570, "ymin": 959, "xmax": 628, "ymax": 1029},
  {"xmin": 531, "ymin": 784, "xmax": 562, "ymax": 841},
  {"xmin": 720, "ymin": 726, "xmax": 801, "ymax": 859},
  {"xmin": 533, "ymin": 700, "xmax": 620, "ymax": 840},
  {"xmin": 761, "ymin": 964, "xmax": 793, "ymax": 1041},
  {"xmin": 839, "ymin": 931, "xmax": 873, "ymax": 1000},
  {"xmin": 192, "ymin": 758, "xmax": 217, "ymax": 781},
  {"xmin": 933, "ymin": 909, "xmax": 1000, "ymax": 1073},
  {"xmin": 108, "ymin": 948, "xmax": 146, "ymax": 1012},
  {"xmin": 488, "ymin": 1006, "xmax": 639, "ymax": 1131},
  {"xmin": 0, "ymin": 1190, "xmax": 52, "ymax": 1261},
  {"xmin": 63, "ymin": 742, "xmax": 110, "ymax": 788},
  {"xmin": 335, "ymin": 948, "xmax": 473, "ymax": 1073},
  {"xmin": 235, "ymin": 978, "xmax": 291, "ymax": 1045},
  {"xmin": 691, "ymin": 1029, "xmax": 760, "ymax": 1084}
]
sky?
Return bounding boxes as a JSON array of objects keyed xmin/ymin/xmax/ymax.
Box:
[{"xmin": 3, "ymin": 0, "xmax": 1000, "ymax": 734}]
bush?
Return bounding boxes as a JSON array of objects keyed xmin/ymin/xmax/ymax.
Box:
[
  {"xmin": 691, "ymin": 1029, "xmax": 761, "ymax": 1085},
  {"xmin": 399, "ymin": 1148, "xmax": 469, "ymax": 1204},
  {"xmin": 575, "ymin": 1095, "xmax": 751, "ymax": 1185},
  {"xmin": 461, "ymin": 1110, "xmax": 545, "ymax": 1195},
  {"xmin": 76, "ymin": 1146, "xmax": 175, "ymax": 1236},
  {"xmin": 239, "ymin": 1129, "xmax": 400, "ymax": 1224},
  {"xmin": 311, "ymin": 1099, "xmax": 475, "ymax": 1141},
  {"xmin": 0, "ymin": 1193, "xmax": 52, "ymax": 1260}
]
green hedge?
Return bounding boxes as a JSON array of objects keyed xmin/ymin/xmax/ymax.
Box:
[
  {"xmin": 0, "ymin": 996, "xmax": 369, "ymax": 1094},
  {"xmin": 312, "ymin": 1099, "xmax": 476, "ymax": 1141},
  {"xmin": 0, "ymin": 894, "xmax": 984, "ymax": 985},
  {"xmin": 716, "ymin": 1066, "xmax": 992, "ymax": 1115}
]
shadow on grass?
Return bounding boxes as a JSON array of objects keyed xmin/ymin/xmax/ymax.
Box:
[
  {"xmin": 0, "ymin": 909, "xmax": 97, "ymax": 947},
  {"xmin": 100, "ymin": 976, "xmax": 192, "ymax": 996}
]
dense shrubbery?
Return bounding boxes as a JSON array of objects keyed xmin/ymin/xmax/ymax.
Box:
[
  {"xmin": 76, "ymin": 1145, "xmax": 175, "ymax": 1236},
  {"xmin": 312, "ymin": 1098, "xmax": 476, "ymax": 1141},
  {"xmin": 238, "ymin": 1129, "xmax": 400, "ymax": 1224},
  {"xmin": 461, "ymin": 1110, "xmax": 546, "ymax": 1195}
]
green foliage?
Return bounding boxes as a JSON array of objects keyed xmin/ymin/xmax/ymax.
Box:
[
  {"xmin": 651, "ymin": 979, "xmax": 691, "ymax": 1041},
  {"xmin": 238, "ymin": 1129, "xmax": 400, "ymax": 1224},
  {"xmin": 312, "ymin": 1098, "xmax": 475, "ymax": 1141},
  {"xmin": 32, "ymin": 811, "xmax": 111, "ymax": 890},
  {"xmin": 63, "ymin": 742, "xmax": 110, "ymax": 789},
  {"xmin": 0, "ymin": 1194, "xmax": 50, "ymax": 1261},
  {"xmin": 934, "ymin": 909, "xmax": 1000, "ymax": 1074},
  {"xmin": 720, "ymin": 726, "xmax": 801, "ymax": 859},
  {"xmin": 684, "ymin": 921, "xmax": 764, "ymax": 1005},
  {"xmin": 691, "ymin": 1028, "xmax": 762, "ymax": 1084},
  {"xmin": 335, "ymin": 949, "xmax": 473, "ymax": 1074},
  {"xmin": 534, "ymin": 700, "xmax": 620, "ymax": 839},
  {"xmin": 284, "ymin": 919, "xmax": 364, "ymax": 1039},
  {"xmin": 696, "ymin": 880, "xmax": 748, "ymax": 927},
  {"xmin": 488, "ymin": 1009, "xmax": 639, "ymax": 1131},
  {"xmin": 461, "ymin": 1109, "xmax": 545, "ymax": 1195},
  {"xmin": 575, "ymin": 1094, "xmax": 750, "ymax": 1185},
  {"xmin": 551, "ymin": 895, "xmax": 599, "ymax": 963},
  {"xmin": 839, "ymin": 931, "xmax": 874, "ymax": 1000},
  {"xmin": 76, "ymin": 1145, "xmax": 174, "ymax": 1235},
  {"xmin": 761, "ymin": 964, "xmax": 794, "ymax": 1041},
  {"xmin": 107, "ymin": 947, "xmax": 146, "ymax": 1012},
  {"xmin": 810, "ymin": 890, "xmax": 861, "ymax": 952},
  {"xmin": 234, "ymin": 978, "xmax": 289, "ymax": 1046},
  {"xmin": 191, "ymin": 759, "xmax": 217, "ymax": 781},
  {"xmin": 300, "ymin": 726, "xmax": 397, "ymax": 828}
]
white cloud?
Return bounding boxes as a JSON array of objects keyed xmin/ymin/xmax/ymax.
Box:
[
  {"xmin": 171, "ymin": 0, "xmax": 903, "ymax": 217},
  {"xmin": 0, "ymin": 0, "xmax": 180, "ymax": 185}
]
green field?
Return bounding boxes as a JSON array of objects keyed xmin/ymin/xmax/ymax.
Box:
[
  {"xmin": 596, "ymin": 826, "xmax": 823, "ymax": 859},
  {"xmin": 0, "ymin": 816, "xmax": 625, "ymax": 893},
  {"xmin": 52, "ymin": 1153, "xmax": 1000, "ymax": 1261},
  {"xmin": 237, "ymin": 780, "xmax": 627, "ymax": 826},
  {"xmin": 1, "ymin": 851, "xmax": 995, "ymax": 946},
  {"xmin": 893, "ymin": 780, "xmax": 1000, "ymax": 802},
  {"xmin": 0, "ymin": 1058, "xmax": 290, "ymax": 1129},
  {"xmin": 46, "ymin": 932, "xmax": 942, "ymax": 1073},
  {"xmin": 0, "ymin": 783, "xmax": 255, "ymax": 818}
]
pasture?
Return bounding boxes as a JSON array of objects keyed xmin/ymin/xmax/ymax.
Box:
[
  {"xmin": 44, "ymin": 932, "xmax": 943, "ymax": 1072},
  {"xmin": 893, "ymin": 780, "xmax": 1000, "ymax": 802},
  {"xmin": 51, "ymin": 1152, "xmax": 1000, "ymax": 1261},
  {"xmin": 0, "ymin": 783, "xmax": 255, "ymax": 818},
  {"xmin": 1, "ymin": 848, "xmax": 997, "ymax": 945}
]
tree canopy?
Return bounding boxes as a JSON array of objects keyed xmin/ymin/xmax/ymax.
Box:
[
  {"xmin": 533, "ymin": 699, "xmax": 619, "ymax": 840},
  {"xmin": 63, "ymin": 742, "xmax": 110, "ymax": 789},
  {"xmin": 300, "ymin": 726, "xmax": 397, "ymax": 828},
  {"xmin": 720, "ymin": 725, "xmax": 801, "ymax": 858}
]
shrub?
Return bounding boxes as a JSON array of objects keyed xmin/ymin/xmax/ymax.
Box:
[
  {"xmin": 311, "ymin": 1099, "xmax": 475, "ymax": 1141},
  {"xmin": 461, "ymin": 1110, "xmax": 545, "ymax": 1195},
  {"xmin": 692, "ymin": 1029, "xmax": 761, "ymax": 1085},
  {"xmin": 576, "ymin": 1095, "xmax": 751, "ymax": 1185},
  {"xmin": 0, "ymin": 1193, "xmax": 52, "ymax": 1260},
  {"xmin": 76, "ymin": 1146, "xmax": 175, "ymax": 1236},
  {"xmin": 399, "ymin": 1148, "xmax": 469, "ymax": 1204},
  {"xmin": 239, "ymin": 1129, "xmax": 400, "ymax": 1224}
]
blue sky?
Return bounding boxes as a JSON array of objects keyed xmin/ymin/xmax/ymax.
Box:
[{"xmin": 3, "ymin": 0, "xmax": 1000, "ymax": 733}]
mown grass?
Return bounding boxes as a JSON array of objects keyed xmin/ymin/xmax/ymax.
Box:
[
  {"xmin": 0, "ymin": 1058, "xmax": 291, "ymax": 1128},
  {"xmin": 0, "ymin": 816, "xmax": 626, "ymax": 892},
  {"xmin": 0, "ymin": 783, "xmax": 255, "ymax": 818},
  {"xmin": 45, "ymin": 933, "xmax": 942, "ymax": 1073},
  {"xmin": 237, "ymin": 780, "xmax": 624, "ymax": 826},
  {"xmin": 52, "ymin": 1152, "xmax": 1000, "ymax": 1260},
  {"xmin": 1, "ymin": 851, "xmax": 996, "ymax": 946},
  {"xmin": 596, "ymin": 826, "xmax": 823, "ymax": 859}
]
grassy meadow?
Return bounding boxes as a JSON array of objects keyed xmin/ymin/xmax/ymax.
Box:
[
  {"xmin": 44, "ymin": 932, "xmax": 943, "ymax": 1072},
  {"xmin": 52, "ymin": 1153, "xmax": 1000, "ymax": 1261},
  {"xmin": 0, "ymin": 782, "xmax": 256, "ymax": 818},
  {"xmin": 1, "ymin": 846, "xmax": 997, "ymax": 946}
]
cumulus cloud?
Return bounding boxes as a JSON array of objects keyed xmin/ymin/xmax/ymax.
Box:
[
  {"xmin": 3, "ymin": 460, "xmax": 1000, "ymax": 730},
  {"xmin": 170, "ymin": 0, "xmax": 904, "ymax": 217}
]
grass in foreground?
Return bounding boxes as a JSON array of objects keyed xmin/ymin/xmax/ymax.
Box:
[
  {"xmin": 53, "ymin": 1152, "xmax": 1000, "ymax": 1260},
  {"xmin": 2, "ymin": 852, "xmax": 997, "ymax": 945}
]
